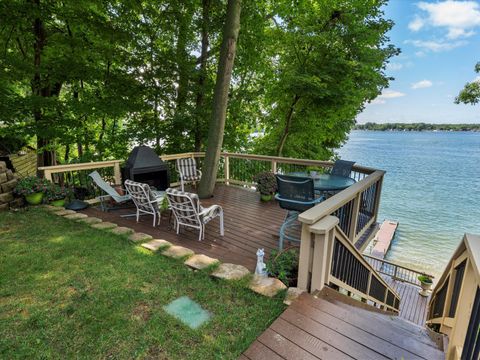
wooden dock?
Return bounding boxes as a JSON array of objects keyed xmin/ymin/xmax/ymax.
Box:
[{"xmin": 370, "ymin": 220, "xmax": 398, "ymax": 259}]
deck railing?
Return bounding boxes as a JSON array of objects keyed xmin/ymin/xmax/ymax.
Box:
[
  {"xmin": 298, "ymin": 168, "xmax": 384, "ymax": 245},
  {"xmin": 37, "ymin": 152, "xmax": 382, "ymax": 246},
  {"xmin": 426, "ymin": 233, "xmax": 480, "ymax": 359},
  {"xmin": 364, "ymin": 254, "xmax": 435, "ymax": 287},
  {"xmin": 297, "ymin": 215, "xmax": 400, "ymax": 313}
]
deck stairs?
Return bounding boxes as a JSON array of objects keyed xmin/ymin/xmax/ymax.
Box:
[{"xmin": 242, "ymin": 287, "xmax": 446, "ymax": 360}]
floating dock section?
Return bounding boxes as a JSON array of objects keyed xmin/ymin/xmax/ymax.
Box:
[{"xmin": 370, "ymin": 220, "xmax": 399, "ymax": 259}]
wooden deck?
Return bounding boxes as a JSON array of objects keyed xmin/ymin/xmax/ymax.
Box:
[
  {"xmin": 384, "ymin": 277, "xmax": 430, "ymax": 326},
  {"xmin": 82, "ymin": 184, "xmax": 286, "ymax": 271},
  {"xmin": 242, "ymin": 290, "xmax": 444, "ymax": 360}
]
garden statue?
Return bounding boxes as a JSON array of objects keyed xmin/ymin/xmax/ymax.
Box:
[{"xmin": 255, "ymin": 248, "xmax": 267, "ymax": 277}]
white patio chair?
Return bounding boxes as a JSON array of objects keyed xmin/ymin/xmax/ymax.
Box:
[
  {"xmin": 176, "ymin": 157, "xmax": 202, "ymax": 192},
  {"xmin": 166, "ymin": 188, "xmax": 224, "ymax": 241},
  {"xmin": 89, "ymin": 171, "xmax": 131, "ymax": 211},
  {"xmin": 124, "ymin": 180, "xmax": 166, "ymax": 227}
]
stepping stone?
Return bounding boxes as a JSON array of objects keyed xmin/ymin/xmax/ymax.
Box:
[
  {"xmin": 43, "ymin": 205, "xmax": 63, "ymax": 211},
  {"xmin": 249, "ymin": 275, "xmax": 287, "ymax": 297},
  {"xmin": 141, "ymin": 239, "xmax": 172, "ymax": 252},
  {"xmin": 283, "ymin": 287, "xmax": 305, "ymax": 305},
  {"xmin": 128, "ymin": 232, "xmax": 153, "ymax": 243},
  {"xmin": 91, "ymin": 222, "xmax": 118, "ymax": 230},
  {"xmin": 110, "ymin": 226, "xmax": 134, "ymax": 236},
  {"xmin": 184, "ymin": 254, "xmax": 219, "ymax": 270},
  {"xmin": 64, "ymin": 213, "xmax": 88, "ymax": 220},
  {"xmin": 211, "ymin": 263, "xmax": 250, "ymax": 281},
  {"xmin": 77, "ymin": 217, "xmax": 102, "ymax": 224},
  {"xmin": 162, "ymin": 245, "xmax": 194, "ymax": 259},
  {"xmin": 55, "ymin": 209, "xmax": 76, "ymax": 216}
]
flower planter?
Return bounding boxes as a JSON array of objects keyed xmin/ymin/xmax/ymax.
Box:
[
  {"xmin": 260, "ymin": 194, "xmax": 273, "ymax": 202},
  {"xmin": 50, "ymin": 198, "xmax": 66, "ymax": 207},
  {"xmin": 25, "ymin": 192, "xmax": 44, "ymax": 205},
  {"xmin": 419, "ymin": 280, "xmax": 432, "ymax": 297}
]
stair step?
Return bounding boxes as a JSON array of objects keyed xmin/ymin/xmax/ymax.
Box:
[{"xmin": 297, "ymin": 292, "xmax": 444, "ymax": 359}]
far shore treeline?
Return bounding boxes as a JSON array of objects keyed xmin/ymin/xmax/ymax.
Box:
[{"xmin": 355, "ymin": 122, "xmax": 480, "ymax": 132}]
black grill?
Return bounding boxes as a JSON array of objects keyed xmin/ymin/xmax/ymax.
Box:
[{"xmin": 122, "ymin": 146, "xmax": 170, "ymax": 191}]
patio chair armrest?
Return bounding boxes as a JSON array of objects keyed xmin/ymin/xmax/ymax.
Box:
[
  {"xmin": 196, "ymin": 169, "xmax": 202, "ymax": 177},
  {"xmin": 274, "ymin": 194, "xmax": 323, "ymax": 206}
]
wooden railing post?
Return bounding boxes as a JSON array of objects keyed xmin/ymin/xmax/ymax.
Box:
[
  {"xmin": 348, "ymin": 192, "xmax": 361, "ymax": 241},
  {"xmin": 113, "ymin": 161, "xmax": 122, "ymax": 185},
  {"xmin": 44, "ymin": 170, "xmax": 52, "ymax": 182},
  {"xmin": 372, "ymin": 174, "xmax": 384, "ymax": 223},
  {"xmin": 223, "ymin": 155, "xmax": 230, "ymax": 185},
  {"xmin": 298, "ymin": 215, "xmax": 339, "ymax": 293},
  {"xmin": 271, "ymin": 160, "xmax": 277, "ymax": 174}
]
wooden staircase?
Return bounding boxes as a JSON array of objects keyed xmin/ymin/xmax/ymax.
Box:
[{"xmin": 241, "ymin": 288, "xmax": 445, "ymax": 360}]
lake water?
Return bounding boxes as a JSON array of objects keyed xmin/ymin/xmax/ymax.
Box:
[{"xmin": 338, "ymin": 130, "xmax": 480, "ymax": 277}]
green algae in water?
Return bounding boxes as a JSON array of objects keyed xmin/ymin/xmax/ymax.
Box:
[{"xmin": 163, "ymin": 296, "xmax": 212, "ymax": 329}]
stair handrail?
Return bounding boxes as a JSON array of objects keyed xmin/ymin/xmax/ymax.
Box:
[
  {"xmin": 297, "ymin": 215, "xmax": 400, "ymax": 313},
  {"xmin": 363, "ymin": 254, "xmax": 435, "ymax": 287},
  {"xmin": 426, "ymin": 233, "xmax": 480, "ymax": 359}
]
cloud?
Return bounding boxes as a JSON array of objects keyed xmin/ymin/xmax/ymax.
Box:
[
  {"xmin": 412, "ymin": 80, "xmax": 433, "ymax": 89},
  {"xmin": 370, "ymin": 89, "xmax": 406, "ymax": 105},
  {"xmin": 386, "ymin": 62, "xmax": 404, "ymax": 71},
  {"xmin": 380, "ymin": 90, "xmax": 406, "ymax": 99},
  {"xmin": 414, "ymin": 1, "xmax": 480, "ymax": 39},
  {"xmin": 406, "ymin": 39, "xmax": 467, "ymax": 52},
  {"xmin": 409, "ymin": 16, "xmax": 425, "ymax": 32}
]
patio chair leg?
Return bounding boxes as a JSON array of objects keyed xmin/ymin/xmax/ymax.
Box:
[
  {"xmin": 152, "ymin": 213, "xmax": 156, "ymax": 227},
  {"xmin": 219, "ymin": 211, "xmax": 224, "ymax": 237},
  {"xmin": 181, "ymin": 180, "xmax": 184, "ymax": 192},
  {"xmin": 136, "ymin": 210, "xmax": 139, "ymax": 223},
  {"xmin": 198, "ymin": 226, "xmax": 202, "ymax": 241}
]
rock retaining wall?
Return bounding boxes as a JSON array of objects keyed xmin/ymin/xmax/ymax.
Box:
[{"xmin": 0, "ymin": 161, "xmax": 23, "ymax": 211}]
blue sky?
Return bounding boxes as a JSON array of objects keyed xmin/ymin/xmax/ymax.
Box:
[{"xmin": 357, "ymin": 0, "xmax": 480, "ymax": 124}]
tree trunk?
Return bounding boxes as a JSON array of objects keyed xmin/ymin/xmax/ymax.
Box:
[
  {"xmin": 198, "ymin": 0, "xmax": 242, "ymax": 198},
  {"xmin": 32, "ymin": 0, "xmax": 59, "ymax": 174},
  {"xmin": 194, "ymin": 0, "xmax": 210, "ymax": 152},
  {"xmin": 276, "ymin": 94, "xmax": 300, "ymax": 157}
]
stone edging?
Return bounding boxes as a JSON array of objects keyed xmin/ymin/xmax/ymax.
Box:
[{"xmin": 42, "ymin": 205, "xmax": 303, "ymax": 302}]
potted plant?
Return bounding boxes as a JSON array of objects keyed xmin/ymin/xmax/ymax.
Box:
[
  {"xmin": 46, "ymin": 183, "xmax": 72, "ymax": 207},
  {"xmin": 266, "ymin": 247, "xmax": 299, "ymax": 287},
  {"xmin": 253, "ymin": 171, "xmax": 277, "ymax": 202},
  {"xmin": 418, "ymin": 275, "xmax": 433, "ymax": 297},
  {"xmin": 13, "ymin": 176, "xmax": 50, "ymax": 205}
]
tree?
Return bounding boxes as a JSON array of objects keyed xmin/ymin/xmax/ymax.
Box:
[
  {"xmin": 198, "ymin": 0, "xmax": 242, "ymax": 198},
  {"xmin": 455, "ymin": 62, "xmax": 480, "ymax": 105},
  {"xmin": 254, "ymin": 0, "xmax": 398, "ymax": 160}
]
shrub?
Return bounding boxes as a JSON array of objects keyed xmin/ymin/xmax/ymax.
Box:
[
  {"xmin": 418, "ymin": 275, "xmax": 433, "ymax": 284},
  {"xmin": 252, "ymin": 171, "xmax": 277, "ymax": 195},
  {"xmin": 266, "ymin": 247, "xmax": 299, "ymax": 286},
  {"xmin": 13, "ymin": 176, "xmax": 50, "ymax": 196},
  {"xmin": 45, "ymin": 183, "xmax": 72, "ymax": 201}
]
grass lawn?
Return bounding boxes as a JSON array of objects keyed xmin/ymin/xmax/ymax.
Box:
[{"xmin": 0, "ymin": 208, "xmax": 286, "ymax": 359}]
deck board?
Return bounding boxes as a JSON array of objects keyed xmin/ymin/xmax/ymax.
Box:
[
  {"xmin": 82, "ymin": 184, "xmax": 286, "ymax": 270},
  {"xmin": 242, "ymin": 293, "xmax": 444, "ymax": 360}
]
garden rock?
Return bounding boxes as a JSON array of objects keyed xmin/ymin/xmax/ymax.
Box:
[
  {"xmin": 64, "ymin": 213, "xmax": 88, "ymax": 220},
  {"xmin": 78, "ymin": 217, "xmax": 102, "ymax": 224},
  {"xmin": 184, "ymin": 254, "xmax": 219, "ymax": 270},
  {"xmin": 283, "ymin": 287, "xmax": 305, "ymax": 305},
  {"xmin": 91, "ymin": 222, "xmax": 118, "ymax": 230},
  {"xmin": 211, "ymin": 263, "xmax": 250, "ymax": 281},
  {"xmin": 55, "ymin": 209, "xmax": 76, "ymax": 216},
  {"xmin": 185, "ymin": 254, "xmax": 219, "ymax": 270},
  {"xmin": 110, "ymin": 226, "xmax": 134, "ymax": 236},
  {"xmin": 249, "ymin": 275, "xmax": 287, "ymax": 297},
  {"xmin": 141, "ymin": 239, "xmax": 171, "ymax": 252},
  {"xmin": 162, "ymin": 245, "xmax": 194, "ymax": 259},
  {"xmin": 128, "ymin": 232, "xmax": 153, "ymax": 243}
]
